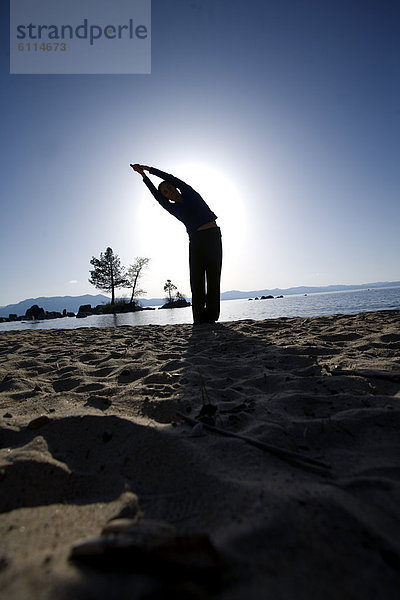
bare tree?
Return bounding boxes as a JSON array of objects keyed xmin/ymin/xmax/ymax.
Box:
[{"xmin": 126, "ymin": 257, "xmax": 150, "ymax": 304}]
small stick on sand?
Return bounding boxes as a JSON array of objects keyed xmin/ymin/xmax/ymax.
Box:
[
  {"xmin": 330, "ymin": 369, "xmax": 400, "ymax": 382},
  {"xmin": 177, "ymin": 411, "xmax": 333, "ymax": 476}
]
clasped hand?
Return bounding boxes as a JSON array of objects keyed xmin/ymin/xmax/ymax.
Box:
[{"xmin": 130, "ymin": 163, "xmax": 150, "ymax": 175}]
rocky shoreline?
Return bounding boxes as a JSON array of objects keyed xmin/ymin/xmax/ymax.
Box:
[
  {"xmin": 0, "ymin": 298, "xmax": 191, "ymax": 324},
  {"xmin": 0, "ymin": 302, "xmax": 155, "ymax": 324}
]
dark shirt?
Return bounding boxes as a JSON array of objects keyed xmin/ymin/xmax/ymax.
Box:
[{"xmin": 142, "ymin": 167, "xmax": 217, "ymax": 237}]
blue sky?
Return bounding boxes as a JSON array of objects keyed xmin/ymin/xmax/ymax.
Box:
[{"xmin": 1, "ymin": 0, "xmax": 399, "ymax": 306}]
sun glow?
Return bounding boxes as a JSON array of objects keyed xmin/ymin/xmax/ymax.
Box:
[
  {"xmin": 136, "ymin": 163, "xmax": 247, "ymax": 295},
  {"xmin": 175, "ymin": 162, "xmax": 247, "ymax": 287}
]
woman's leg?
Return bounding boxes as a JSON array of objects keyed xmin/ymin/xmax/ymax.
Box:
[
  {"xmin": 189, "ymin": 236, "xmax": 207, "ymax": 324},
  {"xmin": 204, "ymin": 228, "xmax": 222, "ymax": 322}
]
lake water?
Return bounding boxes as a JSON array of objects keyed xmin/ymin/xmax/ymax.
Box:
[{"xmin": 1, "ymin": 286, "xmax": 399, "ymax": 332}]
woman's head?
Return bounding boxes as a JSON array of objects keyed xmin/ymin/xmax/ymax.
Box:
[{"xmin": 158, "ymin": 181, "xmax": 182, "ymax": 202}]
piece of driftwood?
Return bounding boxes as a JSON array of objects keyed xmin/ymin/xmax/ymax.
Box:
[
  {"xmin": 331, "ymin": 369, "xmax": 400, "ymax": 383},
  {"xmin": 177, "ymin": 411, "xmax": 332, "ymax": 475}
]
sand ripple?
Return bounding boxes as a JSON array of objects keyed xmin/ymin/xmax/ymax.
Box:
[{"xmin": 0, "ymin": 311, "xmax": 399, "ymax": 599}]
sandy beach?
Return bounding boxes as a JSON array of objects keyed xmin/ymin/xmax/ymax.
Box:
[{"xmin": 0, "ymin": 309, "xmax": 399, "ymax": 599}]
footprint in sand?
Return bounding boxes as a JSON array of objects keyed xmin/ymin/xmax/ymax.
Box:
[
  {"xmin": 76, "ymin": 382, "xmax": 106, "ymax": 393},
  {"xmin": 143, "ymin": 372, "xmax": 178, "ymax": 385},
  {"xmin": 78, "ymin": 352, "xmax": 104, "ymax": 364},
  {"xmin": 117, "ymin": 367, "xmax": 149, "ymax": 385},
  {"xmin": 143, "ymin": 384, "xmax": 178, "ymax": 399},
  {"xmin": 380, "ymin": 333, "xmax": 400, "ymax": 343},
  {"xmin": 0, "ymin": 376, "xmax": 33, "ymax": 393},
  {"xmin": 56, "ymin": 366, "xmax": 78, "ymax": 376},
  {"xmin": 53, "ymin": 377, "xmax": 82, "ymax": 392},
  {"xmin": 90, "ymin": 367, "xmax": 116, "ymax": 378}
]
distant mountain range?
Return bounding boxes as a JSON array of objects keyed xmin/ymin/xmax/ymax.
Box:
[
  {"xmin": 219, "ymin": 280, "xmax": 400, "ymax": 300},
  {"xmin": 0, "ymin": 281, "xmax": 399, "ymax": 318}
]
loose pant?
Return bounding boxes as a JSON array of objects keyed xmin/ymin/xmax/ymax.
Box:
[{"xmin": 189, "ymin": 227, "xmax": 222, "ymax": 324}]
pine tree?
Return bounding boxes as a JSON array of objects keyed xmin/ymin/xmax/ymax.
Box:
[
  {"xmin": 163, "ymin": 279, "xmax": 177, "ymax": 303},
  {"xmin": 88, "ymin": 247, "xmax": 128, "ymax": 304}
]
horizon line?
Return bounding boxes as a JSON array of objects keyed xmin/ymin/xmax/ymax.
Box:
[{"xmin": 1, "ymin": 279, "xmax": 400, "ymax": 309}]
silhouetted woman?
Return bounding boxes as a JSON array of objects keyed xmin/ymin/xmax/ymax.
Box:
[{"xmin": 131, "ymin": 164, "xmax": 222, "ymax": 325}]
